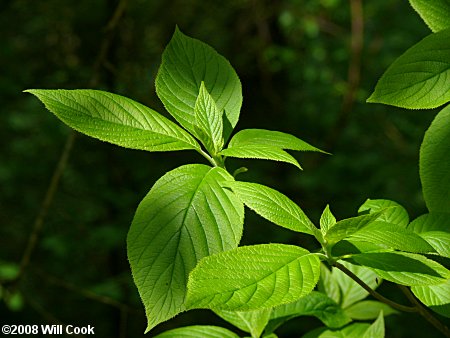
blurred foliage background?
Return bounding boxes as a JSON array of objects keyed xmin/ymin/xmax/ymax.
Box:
[{"xmin": 1, "ymin": 0, "xmax": 447, "ymax": 337}]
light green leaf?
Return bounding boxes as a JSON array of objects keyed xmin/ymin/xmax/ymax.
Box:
[
  {"xmin": 358, "ymin": 199, "xmax": 409, "ymax": 228},
  {"xmin": 25, "ymin": 89, "xmax": 200, "ymax": 152},
  {"xmin": 325, "ymin": 210, "xmax": 386, "ymax": 244},
  {"xmin": 320, "ymin": 205, "xmax": 337, "ymax": 235},
  {"xmin": 348, "ymin": 223, "xmax": 435, "ymax": 253},
  {"xmin": 224, "ymin": 181, "xmax": 315, "ymax": 235},
  {"xmin": 344, "ymin": 301, "xmax": 398, "ymax": 320},
  {"xmin": 332, "ymin": 261, "xmax": 379, "ymax": 309},
  {"xmin": 194, "ymin": 82, "xmax": 223, "ymax": 154},
  {"xmin": 303, "ymin": 323, "xmax": 371, "ymax": 338},
  {"xmin": 214, "ymin": 308, "xmax": 271, "ymax": 338},
  {"xmin": 186, "ymin": 244, "xmax": 321, "ymax": 311},
  {"xmin": 408, "ymin": 213, "xmax": 450, "ymax": 258},
  {"xmin": 409, "ymin": 0, "xmax": 450, "ymax": 32},
  {"xmin": 367, "ymin": 29, "xmax": 450, "ymax": 109},
  {"xmin": 420, "ymin": 105, "xmax": 450, "ymax": 212},
  {"xmin": 220, "ymin": 145, "xmax": 302, "ymax": 169},
  {"xmin": 228, "ymin": 129, "xmax": 326, "ymax": 153},
  {"xmin": 318, "ymin": 264, "xmax": 341, "ymax": 304},
  {"xmin": 265, "ymin": 291, "xmax": 350, "ymax": 333},
  {"xmin": 153, "ymin": 325, "xmax": 239, "ymax": 338},
  {"xmin": 412, "ymin": 279, "xmax": 450, "ymax": 318},
  {"xmin": 349, "ymin": 251, "xmax": 450, "ymax": 286},
  {"xmin": 362, "ymin": 311, "xmax": 384, "ymax": 338},
  {"xmin": 127, "ymin": 164, "xmax": 244, "ymax": 331},
  {"xmin": 155, "ymin": 27, "xmax": 242, "ymax": 141}
]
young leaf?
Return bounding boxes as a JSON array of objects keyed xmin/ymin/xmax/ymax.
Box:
[
  {"xmin": 408, "ymin": 213, "xmax": 450, "ymax": 257},
  {"xmin": 194, "ymin": 82, "xmax": 223, "ymax": 155},
  {"xmin": 420, "ymin": 104, "xmax": 450, "ymax": 212},
  {"xmin": 349, "ymin": 251, "xmax": 450, "ymax": 286},
  {"xmin": 228, "ymin": 129, "xmax": 327, "ymax": 153},
  {"xmin": 220, "ymin": 145, "xmax": 302, "ymax": 169},
  {"xmin": 127, "ymin": 164, "xmax": 244, "ymax": 332},
  {"xmin": 362, "ymin": 311, "xmax": 384, "ymax": 338},
  {"xmin": 186, "ymin": 244, "xmax": 321, "ymax": 311},
  {"xmin": 324, "ymin": 210, "xmax": 387, "ymax": 244},
  {"xmin": 409, "ymin": 0, "xmax": 450, "ymax": 32},
  {"xmin": 320, "ymin": 205, "xmax": 336, "ymax": 235},
  {"xmin": 332, "ymin": 261, "xmax": 379, "ymax": 309},
  {"xmin": 347, "ymin": 223, "xmax": 435, "ymax": 254},
  {"xmin": 411, "ymin": 279, "xmax": 450, "ymax": 318},
  {"xmin": 214, "ymin": 308, "xmax": 271, "ymax": 338},
  {"xmin": 344, "ymin": 301, "xmax": 398, "ymax": 320},
  {"xmin": 265, "ymin": 291, "xmax": 351, "ymax": 333},
  {"xmin": 25, "ymin": 89, "xmax": 200, "ymax": 152},
  {"xmin": 155, "ymin": 27, "xmax": 242, "ymax": 141},
  {"xmin": 358, "ymin": 199, "xmax": 409, "ymax": 228},
  {"xmin": 153, "ymin": 325, "xmax": 240, "ymax": 338},
  {"xmin": 223, "ymin": 181, "xmax": 316, "ymax": 235},
  {"xmin": 367, "ymin": 28, "xmax": 450, "ymax": 109}
]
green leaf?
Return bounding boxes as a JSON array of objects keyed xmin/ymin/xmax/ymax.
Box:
[
  {"xmin": 303, "ymin": 323, "xmax": 371, "ymax": 338},
  {"xmin": 332, "ymin": 261, "xmax": 379, "ymax": 309},
  {"xmin": 224, "ymin": 181, "xmax": 315, "ymax": 235},
  {"xmin": 349, "ymin": 251, "xmax": 450, "ymax": 286},
  {"xmin": 325, "ymin": 210, "xmax": 386, "ymax": 244},
  {"xmin": 408, "ymin": 213, "xmax": 450, "ymax": 258},
  {"xmin": 344, "ymin": 301, "xmax": 398, "ymax": 320},
  {"xmin": 318, "ymin": 264, "xmax": 341, "ymax": 304},
  {"xmin": 228, "ymin": 129, "xmax": 327, "ymax": 153},
  {"xmin": 155, "ymin": 27, "xmax": 242, "ymax": 141},
  {"xmin": 186, "ymin": 244, "xmax": 321, "ymax": 311},
  {"xmin": 127, "ymin": 164, "xmax": 244, "ymax": 331},
  {"xmin": 412, "ymin": 279, "xmax": 450, "ymax": 318},
  {"xmin": 220, "ymin": 145, "xmax": 302, "ymax": 169},
  {"xmin": 153, "ymin": 325, "xmax": 240, "ymax": 338},
  {"xmin": 194, "ymin": 82, "xmax": 223, "ymax": 154},
  {"xmin": 420, "ymin": 104, "xmax": 450, "ymax": 212},
  {"xmin": 358, "ymin": 199, "xmax": 409, "ymax": 227},
  {"xmin": 265, "ymin": 291, "xmax": 350, "ymax": 333},
  {"xmin": 362, "ymin": 311, "xmax": 384, "ymax": 338},
  {"xmin": 214, "ymin": 308, "xmax": 271, "ymax": 338},
  {"xmin": 367, "ymin": 29, "xmax": 450, "ymax": 109},
  {"xmin": 409, "ymin": 0, "xmax": 450, "ymax": 32},
  {"xmin": 331, "ymin": 240, "xmax": 388, "ymax": 256},
  {"xmin": 320, "ymin": 205, "xmax": 336, "ymax": 235},
  {"xmin": 25, "ymin": 89, "xmax": 200, "ymax": 152},
  {"xmin": 348, "ymin": 223, "xmax": 435, "ymax": 254}
]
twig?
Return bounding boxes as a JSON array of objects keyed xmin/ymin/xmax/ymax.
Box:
[
  {"xmin": 399, "ymin": 285, "xmax": 450, "ymax": 338},
  {"xmin": 15, "ymin": 130, "xmax": 76, "ymax": 283},
  {"xmin": 34, "ymin": 269, "xmax": 142, "ymax": 315},
  {"xmin": 333, "ymin": 262, "xmax": 417, "ymax": 312}
]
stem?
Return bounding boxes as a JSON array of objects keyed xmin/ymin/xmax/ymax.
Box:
[
  {"xmin": 333, "ymin": 262, "xmax": 417, "ymax": 313},
  {"xmin": 399, "ymin": 285, "xmax": 450, "ymax": 338},
  {"xmin": 197, "ymin": 148, "xmax": 218, "ymax": 167}
]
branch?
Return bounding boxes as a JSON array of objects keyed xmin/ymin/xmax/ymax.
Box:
[
  {"xmin": 399, "ymin": 285, "xmax": 450, "ymax": 338},
  {"xmin": 333, "ymin": 262, "xmax": 417, "ymax": 313}
]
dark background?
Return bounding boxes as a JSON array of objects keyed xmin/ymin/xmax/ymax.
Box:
[{"xmin": 1, "ymin": 0, "xmax": 447, "ymax": 337}]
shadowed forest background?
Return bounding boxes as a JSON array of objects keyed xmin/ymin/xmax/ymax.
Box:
[{"xmin": 1, "ymin": 0, "xmax": 447, "ymax": 337}]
